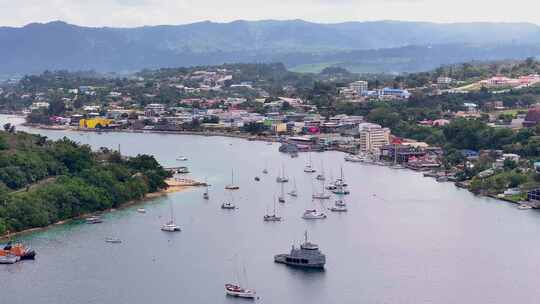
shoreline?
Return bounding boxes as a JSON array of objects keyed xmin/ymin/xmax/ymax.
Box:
[
  {"xmin": 0, "ymin": 178, "xmax": 203, "ymax": 241},
  {"xmin": 20, "ymin": 122, "xmax": 530, "ymax": 211}
]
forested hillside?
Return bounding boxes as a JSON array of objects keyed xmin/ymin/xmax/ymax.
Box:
[{"xmin": 0, "ymin": 126, "xmax": 170, "ymax": 235}]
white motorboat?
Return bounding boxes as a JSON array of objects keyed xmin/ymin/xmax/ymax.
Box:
[
  {"xmin": 176, "ymin": 156, "xmax": 188, "ymax": 161},
  {"xmin": 0, "ymin": 254, "xmax": 20, "ymax": 264},
  {"xmin": 329, "ymin": 199, "xmax": 348, "ymax": 212},
  {"xmin": 221, "ymin": 202, "xmax": 236, "ymax": 210},
  {"xmin": 302, "ymin": 209, "xmax": 327, "ymax": 219},
  {"xmin": 160, "ymin": 221, "xmax": 181, "ymax": 232},
  {"xmin": 518, "ymin": 204, "xmax": 533, "ymax": 210},
  {"xmin": 137, "ymin": 208, "xmax": 146, "ymax": 213},
  {"xmin": 329, "ymin": 205, "xmax": 348, "ymax": 212},
  {"xmin": 85, "ymin": 216, "xmax": 103, "ymax": 224},
  {"xmin": 105, "ymin": 237, "xmax": 122, "ymax": 243}
]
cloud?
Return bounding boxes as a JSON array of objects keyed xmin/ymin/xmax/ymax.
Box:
[{"xmin": 0, "ymin": 0, "xmax": 539, "ymax": 27}]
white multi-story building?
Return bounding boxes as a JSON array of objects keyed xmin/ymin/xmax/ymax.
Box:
[
  {"xmin": 358, "ymin": 123, "xmax": 390, "ymax": 153},
  {"xmin": 350, "ymin": 81, "xmax": 368, "ymax": 94},
  {"xmin": 437, "ymin": 77, "xmax": 453, "ymax": 85}
]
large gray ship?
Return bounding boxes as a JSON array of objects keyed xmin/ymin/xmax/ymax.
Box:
[{"xmin": 274, "ymin": 231, "xmax": 326, "ymax": 269}]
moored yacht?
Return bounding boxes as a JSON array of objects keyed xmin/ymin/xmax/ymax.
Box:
[{"xmin": 302, "ymin": 209, "xmax": 327, "ymax": 219}]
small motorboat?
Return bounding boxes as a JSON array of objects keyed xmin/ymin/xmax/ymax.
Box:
[
  {"xmin": 221, "ymin": 202, "xmax": 236, "ymax": 210},
  {"xmin": 254, "ymin": 177, "xmax": 260, "ymax": 181},
  {"xmin": 518, "ymin": 204, "xmax": 533, "ymax": 210},
  {"xmin": 225, "ymin": 284, "xmax": 257, "ymax": 299},
  {"xmin": 312, "ymin": 193, "xmax": 331, "ymax": 200},
  {"xmin": 316, "ymin": 174, "xmax": 325, "ymax": 181},
  {"xmin": 302, "ymin": 209, "xmax": 327, "ymax": 220},
  {"xmin": 160, "ymin": 221, "xmax": 181, "ymax": 232},
  {"xmin": 225, "ymin": 185, "xmax": 240, "ymax": 190},
  {"xmin": 0, "ymin": 254, "xmax": 20, "ymax": 264},
  {"xmin": 304, "ymin": 165, "xmax": 316, "ymax": 173},
  {"xmin": 137, "ymin": 208, "xmax": 146, "ymax": 213},
  {"xmin": 262, "ymin": 169, "xmax": 268, "ymax": 174},
  {"xmin": 105, "ymin": 237, "xmax": 122, "ymax": 244},
  {"xmin": 176, "ymin": 156, "xmax": 188, "ymax": 161},
  {"xmin": 86, "ymin": 216, "xmax": 103, "ymax": 224},
  {"xmin": 263, "ymin": 214, "xmax": 282, "ymax": 222}
]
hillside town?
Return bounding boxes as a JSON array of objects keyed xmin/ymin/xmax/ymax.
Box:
[{"xmin": 4, "ymin": 61, "xmax": 540, "ymax": 206}]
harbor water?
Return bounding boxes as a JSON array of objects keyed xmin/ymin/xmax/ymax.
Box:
[{"xmin": 2, "ymin": 115, "xmax": 540, "ymax": 303}]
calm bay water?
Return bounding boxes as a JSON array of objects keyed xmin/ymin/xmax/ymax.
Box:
[{"xmin": 2, "ymin": 115, "xmax": 540, "ymax": 303}]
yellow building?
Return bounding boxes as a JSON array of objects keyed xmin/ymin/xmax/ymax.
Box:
[
  {"xmin": 79, "ymin": 118, "xmax": 112, "ymax": 129},
  {"xmin": 271, "ymin": 123, "xmax": 288, "ymax": 134}
]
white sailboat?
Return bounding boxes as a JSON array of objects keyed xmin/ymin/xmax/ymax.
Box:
[
  {"xmin": 278, "ymin": 182, "xmax": 286, "ymax": 203},
  {"xmin": 316, "ymin": 161, "xmax": 326, "ymax": 181},
  {"xmin": 203, "ymin": 178, "xmax": 210, "ymax": 199},
  {"xmin": 288, "ymin": 178, "xmax": 298, "ymax": 197},
  {"xmin": 161, "ymin": 200, "xmax": 181, "ymax": 232},
  {"xmin": 264, "ymin": 197, "xmax": 282, "ymax": 222},
  {"xmin": 331, "ymin": 167, "xmax": 350, "ymax": 195},
  {"xmin": 225, "ymin": 169, "xmax": 240, "ymax": 190},
  {"xmin": 276, "ymin": 165, "xmax": 289, "ymax": 183},
  {"xmin": 304, "ymin": 152, "xmax": 316, "ymax": 173},
  {"xmin": 226, "ymin": 257, "xmax": 257, "ymax": 299},
  {"xmin": 329, "ymin": 192, "xmax": 348, "ymax": 212},
  {"xmin": 312, "ymin": 178, "xmax": 330, "ymax": 200}
]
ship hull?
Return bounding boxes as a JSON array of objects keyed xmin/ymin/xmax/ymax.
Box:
[{"xmin": 274, "ymin": 254, "xmax": 325, "ymax": 269}]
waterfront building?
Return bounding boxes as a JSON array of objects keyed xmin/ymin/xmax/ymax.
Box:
[{"xmin": 358, "ymin": 123, "xmax": 390, "ymax": 152}]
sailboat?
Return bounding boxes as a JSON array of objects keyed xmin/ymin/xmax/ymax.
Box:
[
  {"xmin": 278, "ymin": 183, "xmax": 286, "ymax": 203},
  {"xmin": 264, "ymin": 197, "xmax": 282, "ymax": 222},
  {"xmin": 304, "ymin": 151, "xmax": 316, "ymax": 173},
  {"xmin": 105, "ymin": 215, "xmax": 122, "ymax": 243},
  {"xmin": 203, "ymin": 178, "xmax": 210, "ymax": 199},
  {"xmin": 331, "ymin": 167, "xmax": 350, "ymax": 195},
  {"xmin": 161, "ymin": 200, "xmax": 181, "ymax": 232},
  {"xmin": 316, "ymin": 161, "xmax": 326, "ymax": 181},
  {"xmin": 391, "ymin": 144, "xmax": 406, "ymax": 169},
  {"xmin": 225, "ymin": 257, "xmax": 257, "ymax": 299},
  {"xmin": 312, "ymin": 178, "xmax": 330, "ymax": 200},
  {"xmin": 225, "ymin": 169, "xmax": 240, "ymax": 190},
  {"xmin": 288, "ymin": 178, "xmax": 298, "ymax": 197},
  {"xmin": 276, "ymin": 165, "xmax": 289, "ymax": 183},
  {"xmin": 262, "ymin": 161, "xmax": 268, "ymax": 174}
]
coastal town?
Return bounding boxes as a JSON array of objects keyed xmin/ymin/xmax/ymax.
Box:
[{"xmin": 3, "ymin": 61, "xmax": 540, "ymax": 208}]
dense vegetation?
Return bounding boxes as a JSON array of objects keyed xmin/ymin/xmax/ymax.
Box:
[{"xmin": 0, "ymin": 129, "xmax": 170, "ymax": 235}]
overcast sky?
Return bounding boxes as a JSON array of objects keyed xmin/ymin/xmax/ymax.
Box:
[{"xmin": 2, "ymin": 0, "xmax": 540, "ymax": 27}]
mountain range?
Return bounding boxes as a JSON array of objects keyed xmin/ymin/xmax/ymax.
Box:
[{"xmin": 2, "ymin": 20, "xmax": 540, "ymax": 75}]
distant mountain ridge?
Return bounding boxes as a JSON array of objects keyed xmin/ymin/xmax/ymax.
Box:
[{"xmin": 2, "ymin": 20, "xmax": 540, "ymax": 74}]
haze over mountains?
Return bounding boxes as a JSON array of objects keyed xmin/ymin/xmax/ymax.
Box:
[{"xmin": 2, "ymin": 19, "xmax": 540, "ymax": 75}]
